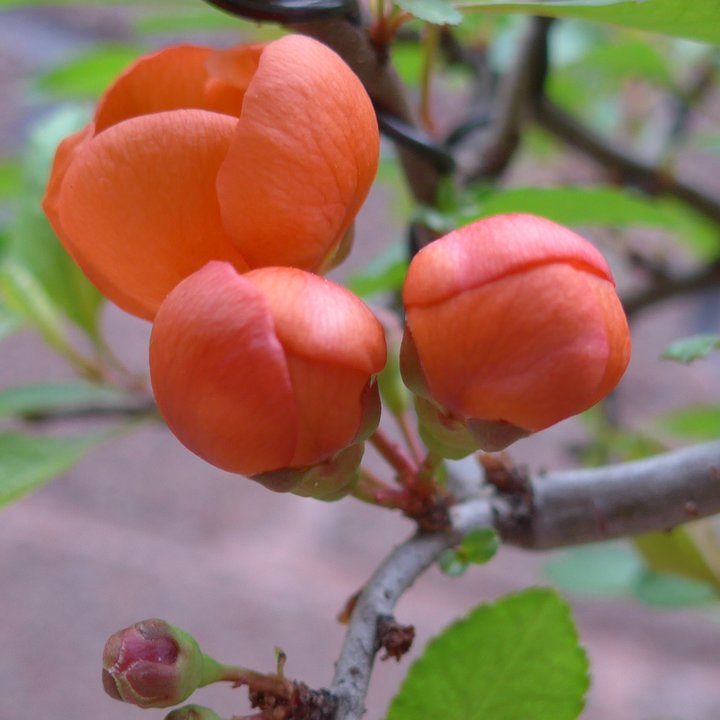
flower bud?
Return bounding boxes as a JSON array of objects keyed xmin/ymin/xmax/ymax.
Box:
[
  {"xmin": 402, "ymin": 213, "xmax": 631, "ymax": 453},
  {"xmin": 150, "ymin": 262, "xmax": 387, "ymax": 485},
  {"xmin": 102, "ymin": 619, "xmax": 224, "ymax": 709},
  {"xmin": 43, "ymin": 35, "xmax": 379, "ymax": 320}
]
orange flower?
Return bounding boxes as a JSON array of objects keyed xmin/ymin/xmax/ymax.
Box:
[
  {"xmin": 149, "ymin": 262, "xmax": 386, "ymax": 492},
  {"xmin": 402, "ymin": 213, "xmax": 631, "ymax": 453},
  {"xmin": 43, "ymin": 36, "xmax": 379, "ymax": 320}
]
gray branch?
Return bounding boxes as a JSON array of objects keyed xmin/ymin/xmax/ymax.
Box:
[{"xmin": 331, "ymin": 441, "xmax": 720, "ymax": 719}]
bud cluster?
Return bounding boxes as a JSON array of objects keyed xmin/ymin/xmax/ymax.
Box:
[{"xmin": 44, "ymin": 35, "xmax": 631, "ymax": 502}]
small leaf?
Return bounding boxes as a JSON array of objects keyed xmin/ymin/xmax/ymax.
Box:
[
  {"xmin": 0, "ymin": 431, "xmax": 109, "ymax": 507},
  {"xmin": 662, "ymin": 334, "xmax": 720, "ymax": 364},
  {"xmin": 438, "ymin": 549, "xmax": 469, "ymax": 577},
  {"xmin": 461, "ymin": 528, "xmax": 500, "ymax": 564},
  {"xmin": 655, "ymin": 405, "xmax": 720, "ymax": 441},
  {"xmin": 545, "ymin": 543, "xmax": 644, "ymax": 597},
  {"xmin": 387, "ymin": 588, "xmax": 589, "ymax": 720},
  {"xmin": 395, "ymin": 0, "xmax": 463, "ymax": 25},
  {"xmin": 0, "ymin": 382, "xmax": 135, "ymax": 419}
]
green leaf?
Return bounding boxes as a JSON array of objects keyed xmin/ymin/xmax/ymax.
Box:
[
  {"xmin": 0, "ymin": 160, "xmax": 22, "ymax": 201},
  {"xmin": 35, "ymin": 45, "xmax": 141, "ymax": 99},
  {"xmin": 346, "ymin": 243, "xmax": 407, "ymax": 298},
  {"xmin": 0, "ymin": 431, "xmax": 108, "ymax": 507},
  {"xmin": 387, "ymin": 588, "xmax": 589, "ymax": 720},
  {"xmin": 458, "ymin": 0, "xmax": 720, "ymax": 46},
  {"xmin": 662, "ymin": 334, "xmax": 720, "ymax": 364},
  {"xmin": 438, "ymin": 549, "xmax": 470, "ymax": 576},
  {"xmin": 8, "ymin": 106, "xmax": 104, "ymax": 341},
  {"xmin": 395, "ymin": 0, "xmax": 463, "ymax": 25},
  {"xmin": 467, "ymin": 186, "xmax": 717, "ymax": 259},
  {"xmin": 545, "ymin": 543, "xmax": 645, "ymax": 597},
  {"xmin": 134, "ymin": 10, "xmax": 235, "ymax": 34},
  {"xmin": 633, "ymin": 569, "xmax": 716, "ymax": 608},
  {"xmin": 0, "ymin": 382, "xmax": 134, "ymax": 419},
  {"xmin": 0, "ymin": 301, "xmax": 23, "ymax": 341},
  {"xmin": 655, "ymin": 405, "xmax": 720, "ymax": 441},
  {"xmin": 634, "ymin": 526, "xmax": 720, "ymax": 590},
  {"xmin": 461, "ymin": 528, "xmax": 500, "ymax": 564}
]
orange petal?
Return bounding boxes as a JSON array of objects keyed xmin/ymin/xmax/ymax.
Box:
[
  {"xmin": 407, "ymin": 264, "xmax": 619, "ymax": 431},
  {"xmin": 284, "ymin": 353, "xmax": 371, "ymax": 467},
  {"xmin": 57, "ymin": 110, "xmax": 249, "ymax": 320},
  {"xmin": 404, "ymin": 213, "xmax": 614, "ymax": 308},
  {"xmin": 94, "ymin": 45, "xmax": 216, "ymax": 133},
  {"xmin": 216, "ymin": 34, "xmax": 379, "ymax": 271},
  {"xmin": 150, "ymin": 262, "xmax": 298, "ymax": 476},
  {"xmin": 245, "ymin": 267, "xmax": 386, "ymax": 375},
  {"xmin": 204, "ymin": 44, "xmax": 264, "ymax": 117},
  {"xmin": 42, "ymin": 123, "xmax": 94, "ymax": 252}
]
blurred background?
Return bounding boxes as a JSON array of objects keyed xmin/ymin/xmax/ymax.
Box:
[{"xmin": 2, "ymin": 4, "xmax": 720, "ymax": 719}]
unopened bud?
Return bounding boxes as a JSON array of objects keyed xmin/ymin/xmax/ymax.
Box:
[{"xmin": 102, "ymin": 619, "xmax": 225, "ymax": 709}]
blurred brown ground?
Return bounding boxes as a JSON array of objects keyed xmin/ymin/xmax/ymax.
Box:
[{"xmin": 1, "ymin": 7, "xmax": 720, "ymax": 720}]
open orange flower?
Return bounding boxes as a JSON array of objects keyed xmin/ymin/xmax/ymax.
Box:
[
  {"xmin": 402, "ymin": 213, "xmax": 631, "ymax": 453},
  {"xmin": 149, "ymin": 262, "xmax": 386, "ymax": 494},
  {"xmin": 43, "ymin": 35, "xmax": 379, "ymax": 320}
]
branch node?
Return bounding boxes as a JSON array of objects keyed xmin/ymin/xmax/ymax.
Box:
[{"xmin": 376, "ymin": 615, "xmax": 415, "ymax": 662}]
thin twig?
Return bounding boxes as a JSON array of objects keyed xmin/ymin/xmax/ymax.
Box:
[
  {"xmin": 622, "ymin": 261, "xmax": 720, "ymax": 318},
  {"xmin": 535, "ymin": 98, "xmax": 720, "ymax": 226}
]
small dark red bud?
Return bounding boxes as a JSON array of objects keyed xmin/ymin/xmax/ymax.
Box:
[{"xmin": 102, "ymin": 618, "xmax": 217, "ymax": 709}]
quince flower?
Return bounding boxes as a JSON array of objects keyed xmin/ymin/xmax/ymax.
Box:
[
  {"xmin": 43, "ymin": 35, "xmax": 379, "ymax": 320},
  {"xmin": 401, "ymin": 213, "xmax": 631, "ymax": 453}
]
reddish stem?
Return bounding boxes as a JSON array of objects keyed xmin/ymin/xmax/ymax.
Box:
[{"xmin": 369, "ymin": 429, "xmax": 419, "ymax": 485}]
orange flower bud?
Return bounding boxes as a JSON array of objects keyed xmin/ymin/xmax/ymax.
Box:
[
  {"xmin": 402, "ymin": 214, "xmax": 631, "ymax": 452},
  {"xmin": 42, "ymin": 35, "xmax": 379, "ymax": 320},
  {"xmin": 149, "ymin": 262, "xmax": 386, "ymax": 483}
]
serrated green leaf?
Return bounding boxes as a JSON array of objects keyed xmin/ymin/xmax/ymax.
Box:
[
  {"xmin": 9, "ymin": 107, "xmax": 104, "ymax": 341},
  {"xmin": 35, "ymin": 44, "xmax": 141, "ymax": 99},
  {"xmin": 662, "ymin": 334, "xmax": 720, "ymax": 364},
  {"xmin": 655, "ymin": 405, "xmax": 720, "ymax": 441},
  {"xmin": 458, "ymin": 0, "xmax": 720, "ymax": 46},
  {"xmin": 545, "ymin": 542, "xmax": 645, "ymax": 597},
  {"xmin": 0, "ymin": 382, "xmax": 134, "ymax": 419},
  {"xmin": 395, "ymin": 0, "xmax": 463, "ymax": 25},
  {"xmin": 0, "ymin": 431, "xmax": 108, "ymax": 507},
  {"xmin": 438, "ymin": 549, "xmax": 470, "ymax": 576},
  {"xmin": 461, "ymin": 528, "xmax": 500, "ymax": 564},
  {"xmin": 388, "ymin": 588, "xmax": 589, "ymax": 720}
]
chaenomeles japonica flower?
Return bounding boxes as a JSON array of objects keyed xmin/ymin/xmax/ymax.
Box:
[
  {"xmin": 42, "ymin": 34, "xmax": 379, "ymax": 320},
  {"xmin": 401, "ymin": 213, "xmax": 631, "ymax": 455}
]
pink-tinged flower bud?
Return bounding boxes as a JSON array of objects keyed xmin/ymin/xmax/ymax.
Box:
[
  {"xmin": 402, "ymin": 213, "xmax": 631, "ymax": 453},
  {"xmin": 149, "ymin": 262, "xmax": 387, "ymax": 488},
  {"xmin": 102, "ymin": 619, "xmax": 225, "ymax": 709}
]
